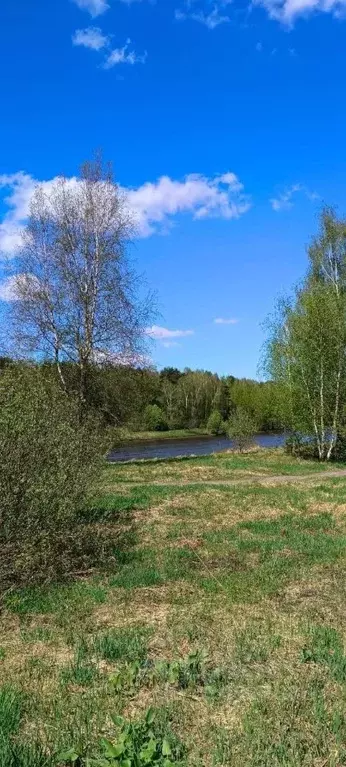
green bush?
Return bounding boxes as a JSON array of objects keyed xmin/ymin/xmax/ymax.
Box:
[
  {"xmin": 227, "ymin": 407, "xmax": 257, "ymax": 452},
  {"xmin": 143, "ymin": 405, "xmax": 168, "ymax": 432},
  {"xmin": 207, "ymin": 410, "xmax": 225, "ymax": 435},
  {"xmin": 0, "ymin": 365, "xmax": 104, "ymax": 589}
]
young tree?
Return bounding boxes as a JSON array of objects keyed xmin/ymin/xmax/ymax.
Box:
[
  {"xmin": 228, "ymin": 407, "xmax": 257, "ymax": 452},
  {"xmin": 207, "ymin": 409, "xmax": 225, "ymax": 435},
  {"xmin": 143, "ymin": 404, "xmax": 168, "ymax": 432},
  {"xmin": 264, "ymin": 207, "xmax": 346, "ymax": 461},
  {"xmin": 10, "ymin": 155, "xmax": 154, "ymax": 410},
  {"xmin": 266, "ymin": 284, "xmax": 346, "ymax": 460}
]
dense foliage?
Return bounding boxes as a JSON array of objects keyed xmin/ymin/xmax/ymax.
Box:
[
  {"xmin": 36, "ymin": 361, "xmax": 282, "ymax": 434},
  {"xmin": 0, "ymin": 365, "xmax": 105, "ymax": 589}
]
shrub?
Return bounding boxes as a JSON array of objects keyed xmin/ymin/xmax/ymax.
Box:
[
  {"xmin": 285, "ymin": 433, "xmax": 319, "ymax": 460},
  {"xmin": 285, "ymin": 433, "xmax": 304, "ymax": 456},
  {"xmin": 207, "ymin": 410, "xmax": 225, "ymax": 435},
  {"xmin": 227, "ymin": 407, "xmax": 257, "ymax": 452},
  {"xmin": 143, "ymin": 404, "xmax": 168, "ymax": 432},
  {"xmin": 333, "ymin": 428, "xmax": 346, "ymax": 462},
  {"xmin": 58, "ymin": 707, "xmax": 186, "ymax": 766},
  {"xmin": 0, "ymin": 365, "xmax": 104, "ymax": 590}
]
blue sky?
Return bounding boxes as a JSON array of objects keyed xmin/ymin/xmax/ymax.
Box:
[{"xmin": 1, "ymin": 0, "xmax": 346, "ymax": 378}]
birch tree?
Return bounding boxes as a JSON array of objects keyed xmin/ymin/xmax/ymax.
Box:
[
  {"xmin": 265, "ymin": 208, "xmax": 346, "ymax": 460},
  {"xmin": 11, "ymin": 156, "xmax": 154, "ymax": 410}
]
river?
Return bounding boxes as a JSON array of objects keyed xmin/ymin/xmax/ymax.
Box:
[{"xmin": 108, "ymin": 432, "xmax": 286, "ymax": 462}]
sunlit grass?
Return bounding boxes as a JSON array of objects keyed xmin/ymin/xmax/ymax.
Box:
[{"xmin": 2, "ymin": 451, "xmax": 346, "ymax": 764}]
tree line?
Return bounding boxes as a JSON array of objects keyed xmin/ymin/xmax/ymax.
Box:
[{"xmin": 0, "ymin": 358, "xmax": 284, "ymax": 434}]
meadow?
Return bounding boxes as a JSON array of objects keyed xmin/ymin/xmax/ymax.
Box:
[{"xmin": 2, "ymin": 449, "xmax": 346, "ymax": 766}]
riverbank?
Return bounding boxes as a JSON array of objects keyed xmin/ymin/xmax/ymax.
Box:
[
  {"xmin": 2, "ymin": 450, "xmax": 346, "ymax": 764},
  {"xmin": 117, "ymin": 427, "xmax": 210, "ymax": 441}
]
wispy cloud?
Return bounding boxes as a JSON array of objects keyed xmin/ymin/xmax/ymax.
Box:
[
  {"xmin": 72, "ymin": 0, "xmax": 110, "ymax": 17},
  {"xmin": 214, "ymin": 317, "xmax": 239, "ymax": 325},
  {"xmin": 147, "ymin": 325, "xmax": 194, "ymax": 340},
  {"xmin": 72, "ymin": 26, "xmax": 109, "ymax": 50},
  {"xmin": 270, "ymin": 183, "xmax": 319, "ymax": 211},
  {"xmin": 0, "ymin": 169, "xmax": 251, "ymax": 257},
  {"xmin": 175, "ymin": 4, "xmax": 231, "ymax": 29},
  {"xmin": 254, "ymin": 0, "xmax": 346, "ymax": 25},
  {"xmin": 72, "ymin": 26, "xmax": 146, "ymax": 68},
  {"xmin": 162, "ymin": 341, "xmax": 181, "ymax": 348},
  {"xmin": 104, "ymin": 39, "xmax": 147, "ymax": 67}
]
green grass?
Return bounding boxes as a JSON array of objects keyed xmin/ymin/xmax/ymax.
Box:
[
  {"xmin": 3, "ymin": 450, "xmax": 346, "ymax": 765},
  {"xmin": 0, "ymin": 685, "xmax": 51, "ymax": 767},
  {"xmin": 103, "ymin": 447, "xmax": 346, "ymax": 485},
  {"xmin": 5, "ymin": 580, "xmax": 108, "ymax": 617},
  {"xmin": 93, "ymin": 625, "xmax": 152, "ymax": 663}
]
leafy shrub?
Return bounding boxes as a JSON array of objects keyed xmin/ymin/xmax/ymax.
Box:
[
  {"xmin": 58, "ymin": 707, "xmax": 186, "ymax": 766},
  {"xmin": 0, "ymin": 365, "xmax": 104, "ymax": 590},
  {"xmin": 227, "ymin": 407, "xmax": 257, "ymax": 452},
  {"xmin": 207, "ymin": 410, "xmax": 225, "ymax": 435},
  {"xmin": 285, "ymin": 433, "xmax": 318, "ymax": 459},
  {"xmin": 143, "ymin": 405, "xmax": 168, "ymax": 432},
  {"xmin": 285, "ymin": 433, "xmax": 304, "ymax": 456},
  {"xmin": 333, "ymin": 428, "xmax": 346, "ymax": 462}
]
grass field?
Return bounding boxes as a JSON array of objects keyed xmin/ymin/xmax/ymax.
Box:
[{"xmin": 2, "ymin": 449, "xmax": 346, "ymax": 766}]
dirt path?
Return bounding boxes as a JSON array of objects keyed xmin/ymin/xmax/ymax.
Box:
[{"xmin": 124, "ymin": 469, "xmax": 346, "ymax": 487}]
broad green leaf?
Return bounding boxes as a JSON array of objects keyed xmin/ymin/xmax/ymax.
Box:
[
  {"xmin": 112, "ymin": 715, "xmax": 125, "ymax": 727},
  {"xmin": 161, "ymin": 739, "xmax": 172, "ymax": 757},
  {"xmin": 140, "ymin": 738, "xmax": 157, "ymax": 763},
  {"xmin": 57, "ymin": 749, "xmax": 80, "ymax": 763},
  {"xmin": 101, "ymin": 738, "xmax": 124, "ymax": 758},
  {"xmin": 145, "ymin": 707, "xmax": 155, "ymax": 725}
]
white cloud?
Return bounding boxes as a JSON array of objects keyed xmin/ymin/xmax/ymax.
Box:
[
  {"xmin": 0, "ymin": 169, "xmax": 250, "ymax": 256},
  {"xmin": 0, "ymin": 172, "xmax": 36, "ymax": 256},
  {"xmin": 147, "ymin": 325, "xmax": 194, "ymax": 340},
  {"xmin": 254, "ymin": 0, "xmax": 346, "ymax": 24},
  {"xmin": 126, "ymin": 172, "xmax": 251, "ymax": 236},
  {"xmin": 175, "ymin": 5, "xmax": 230, "ymax": 28},
  {"xmin": 0, "ymin": 173, "xmax": 80, "ymax": 256},
  {"xmin": 162, "ymin": 341, "xmax": 181, "ymax": 348},
  {"xmin": 270, "ymin": 183, "xmax": 318, "ymax": 211},
  {"xmin": 72, "ymin": 26, "xmax": 109, "ymax": 50},
  {"xmin": 104, "ymin": 39, "xmax": 147, "ymax": 67},
  {"xmin": 214, "ymin": 317, "xmax": 239, "ymax": 324},
  {"xmin": 72, "ymin": 0, "xmax": 110, "ymax": 17}
]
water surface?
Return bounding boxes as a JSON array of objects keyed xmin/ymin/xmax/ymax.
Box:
[{"xmin": 108, "ymin": 432, "xmax": 285, "ymax": 462}]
